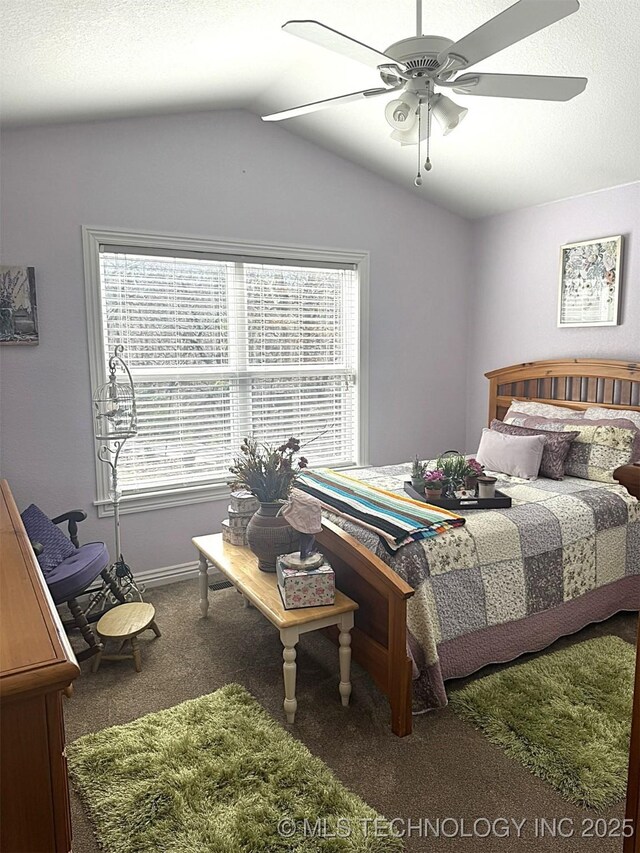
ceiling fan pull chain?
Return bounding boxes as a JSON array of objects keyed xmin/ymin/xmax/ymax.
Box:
[
  {"xmin": 425, "ymin": 101, "xmax": 432, "ymax": 171},
  {"xmin": 414, "ymin": 104, "xmax": 423, "ymax": 186}
]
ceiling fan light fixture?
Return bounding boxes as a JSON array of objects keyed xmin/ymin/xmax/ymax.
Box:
[
  {"xmin": 384, "ymin": 92, "xmax": 419, "ymax": 131},
  {"xmin": 430, "ymin": 93, "xmax": 468, "ymax": 135},
  {"xmin": 272, "ymin": 2, "xmax": 586, "ymax": 184},
  {"xmin": 390, "ymin": 119, "xmax": 428, "ymax": 146}
]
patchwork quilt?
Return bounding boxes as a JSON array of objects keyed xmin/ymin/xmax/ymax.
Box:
[{"xmin": 323, "ymin": 463, "xmax": 640, "ymax": 710}]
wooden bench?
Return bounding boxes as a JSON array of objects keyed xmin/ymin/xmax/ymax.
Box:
[{"xmin": 193, "ymin": 534, "xmax": 358, "ymax": 724}]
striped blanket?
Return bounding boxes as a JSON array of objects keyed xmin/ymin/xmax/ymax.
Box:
[{"xmin": 295, "ymin": 468, "xmax": 464, "ymax": 552}]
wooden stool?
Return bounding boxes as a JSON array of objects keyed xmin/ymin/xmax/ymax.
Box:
[{"xmin": 92, "ymin": 602, "xmax": 160, "ymax": 673}]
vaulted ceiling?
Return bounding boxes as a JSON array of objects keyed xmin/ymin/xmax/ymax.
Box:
[{"xmin": 2, "ymin": 0, "xmax": 639, "ymax": 217}]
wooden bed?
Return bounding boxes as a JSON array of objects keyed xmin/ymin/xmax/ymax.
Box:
[
  {"xmin": 315, "ymin": 358, "xmax": 640, "ymax": 737},
  {"xmin": 487, "ymin": 358, "xmax": 640, "ymax": 499}
]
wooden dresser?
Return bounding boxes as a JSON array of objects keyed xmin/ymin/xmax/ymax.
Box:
[{"xmin": 0, "ymin": 480, "xmax": 80, "ymax": 853}]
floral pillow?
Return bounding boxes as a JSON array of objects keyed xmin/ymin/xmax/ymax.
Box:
[
  {"xmin": 583, "ymin": 407, "xmax": 640, "ymax": 460},
  {"xmin": 583, "ymin": 406, "xmax": 640, "ymax": 429},
  {"xmin": 490, "ymin": 419, "xmax": 578, "ymax": 480},
  {"xmin": 504, "ymin": 399, "xmax": 584, "ymax": 420},
  {"xmin": 504, "ymin": 413, "xmax": 636, "ymax": 482}
]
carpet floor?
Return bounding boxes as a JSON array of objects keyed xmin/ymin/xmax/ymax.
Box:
[{"xmin": 66, "ymin": 579, "xmax": 637, "ymax": 852}]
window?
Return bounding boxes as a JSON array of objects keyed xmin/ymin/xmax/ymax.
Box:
[{"xmin": 83, "ymin": 229, "xmax": 368, "ymax": 515}]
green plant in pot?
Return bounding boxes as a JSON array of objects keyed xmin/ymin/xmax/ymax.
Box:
[
  {"xmin": 436, "ymin": 452, "xmax": 485, "ymax": 497},
  {"xmin": 229, "ymin": 437, "xmax": 308, "ymax": 572},
  {"xmin": 410, "ymin": 455, "xmax": 426, "ymax": 491},
  {"xmin": 436, "ymin": 452, "xmax": 471, "ymax": 498}
]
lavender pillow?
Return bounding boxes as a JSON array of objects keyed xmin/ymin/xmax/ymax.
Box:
[
  {"xmin": 476, "ymin": 429, "xmax": 546, "ymax": 480},
  {"xmin": 490, "ymin": 419, "xmax": 579, "ymax": 480},
  {"xmin": 20, "ymin": 504, "xmax": 78, "ymax": 574}
]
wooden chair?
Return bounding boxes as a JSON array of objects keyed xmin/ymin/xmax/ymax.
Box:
[{"xmin": 26, "ymin": 508, "xmax": 127, "ymax": 662}]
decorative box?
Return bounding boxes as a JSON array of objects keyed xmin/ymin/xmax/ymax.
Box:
[
  {"xmin": 276, "ymin": 553, "xmax": 335, "ymax": 610},
  {"xmin": 230, "ymin": 490, "xmax": 259, "ymax": 514},
  {"xmin": 222, "ymin": 492, "xmax": 258, "ymax": 546},
  {"xmin": 221, "ymin": 519, "xmax": 248, "ymax": 546},
  {"xmin": 227, "ymin": 507, "xmax": 254, "ymax": 529}
]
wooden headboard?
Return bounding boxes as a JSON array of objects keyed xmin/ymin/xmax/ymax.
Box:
[
  {"xmin": 485, "ymin": 358, "xmax": 640, "ymax": 499},
  {"xmin": 486, "ymin": 358, "xmax": 640, "ymax": 423}
]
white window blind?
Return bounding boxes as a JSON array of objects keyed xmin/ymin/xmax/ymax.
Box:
[{"xmin": 97, "ymin": 247, "xmax": 360, "ymax": 499}]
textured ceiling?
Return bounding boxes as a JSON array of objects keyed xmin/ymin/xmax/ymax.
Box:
[{"xmin": 1, "ymin": 0, "xmax": 639, "ymax": 217}]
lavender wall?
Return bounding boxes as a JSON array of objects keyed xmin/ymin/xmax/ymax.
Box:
[
  {"xmin": 465, "ymin": 183, "xmax": 640, "ymax": 451},
  {"xmin": 0, "ymin": 110, "xmax": 472, "ymax": 574}
]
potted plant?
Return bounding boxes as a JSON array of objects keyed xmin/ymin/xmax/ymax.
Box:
[
  {"xmin": 464, "ymin": 458, "xmax": 484, "ymax": 493},
  {"xmin": 229, "ymin": 436, "xmax": 308, "ymax": 572},
  {"xmin": 410, "ymin": 455, "xmax": 426, "ymax": 491},
  {"xmin": 424, "ymin": 469, "xmax": 444, "ymax": 499},
  {"xmin": 436, "ymin": 452, "xmax": 469, "ymax": 497}
]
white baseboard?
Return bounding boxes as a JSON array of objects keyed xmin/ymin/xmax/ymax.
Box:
[
  {"xmin": 70, "ymin": 561, "xmax": 228, "ymax": 614},
  {"xmin": 133, "ymin": 561, "xmax": 226, "ymax": 589}
]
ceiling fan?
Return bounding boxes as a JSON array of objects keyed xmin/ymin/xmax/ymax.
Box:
[{"xmin": 262, "ymin": 0, "xmax": 587, "ymax": 185}]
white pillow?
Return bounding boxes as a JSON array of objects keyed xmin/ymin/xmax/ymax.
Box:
[
  {"xmin": 583, "ymin": 406, "xmax": 640, "ymax": 430},
  {"xmin": 505, "ymin": 399, "xmax": 583, "ymax": 420},
  {"xmin": 476, "ymin": 429, "xmax": 546, "ymax": 480}
]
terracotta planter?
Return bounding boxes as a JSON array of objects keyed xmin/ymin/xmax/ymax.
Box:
[
  {"xmin": 425, "ymin": 488, "xmax": 443, "ymax": 500},
  {"xmin": 246, "ymin": 502, "xmax": 299, "ymax": 573}
]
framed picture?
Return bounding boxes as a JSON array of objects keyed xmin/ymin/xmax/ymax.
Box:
[
  {"xmin": 0, "ymin": 266, "xmax": 39, "ymax": 344},
  {"xmin": 557, "ymin": 236, "xmax": 623, "ymax": 327}
]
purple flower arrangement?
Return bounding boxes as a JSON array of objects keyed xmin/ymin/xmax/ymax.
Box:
[
  {"xmin": 466, "ymin": 458, "xmax": 484, "ymax": 476},
  {"xmin": 229, "ymin": 436, "xmax": 308, "ymax": 503},
  {"xmin": 424, "ymin": 469, "xmax": 445, "ymax": 496}
]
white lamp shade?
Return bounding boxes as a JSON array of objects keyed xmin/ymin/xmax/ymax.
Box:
[
  {"xmin": 390, "ymin": 119, "xmax": 428, "ymax": 146},
  {"xmin": 431, "ymin": 93, "xmax": 468, "ymax": 135},
  {"xmin": 384, "ymin": 92, "xmax": 419, "ymax": 131}
]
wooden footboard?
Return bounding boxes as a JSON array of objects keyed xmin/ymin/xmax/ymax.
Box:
[{"xmin": 316, "ymin": 519, "xmax": 415, "ymax": 736}]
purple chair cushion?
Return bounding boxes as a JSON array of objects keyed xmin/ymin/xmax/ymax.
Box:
[
  {"xmin": 45, "ymin": 542, "xmax": 110, "ymax": 604},
  {"xmin": 21, "ymin": 504, "xmax": 78, "ymax": 572}
]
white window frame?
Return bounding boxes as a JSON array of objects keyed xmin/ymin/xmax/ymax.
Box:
[{"xmin": 82, "ymin": 226, "xmax": 369, "ymax": 516}]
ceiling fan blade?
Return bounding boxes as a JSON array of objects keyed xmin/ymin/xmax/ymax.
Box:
[
  {"xmin": 262, "ymin": 88, "xmax": 392, "ymax": 122},
  {"xmin": 451, "ymin": 72, "xmax": 587, "ymax": 101},
  {"xmin": 438, "ymin": 0, "xmax": 580, "ymax": 69},
  {"xmin": 282, "ymin": 20, "xmax": 397, "ymax": 69}
]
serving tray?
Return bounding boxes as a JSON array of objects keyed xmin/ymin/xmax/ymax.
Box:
[{"xmin": 403, "ymin": 482, "xmax": 512, "ymax": 510}]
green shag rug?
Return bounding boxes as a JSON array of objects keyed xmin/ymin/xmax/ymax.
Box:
[
  {"xmin": 68, "ymin": 683, "xmax": 402, "ymax": 853},
  {"xmin": 450, "ymin": 635, "xmax": 635, "ymax": 810}
]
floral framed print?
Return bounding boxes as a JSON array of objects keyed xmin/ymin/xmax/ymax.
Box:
[{"xmin": 557, "ymin": 235, "xmax": 623, "ymax": 327}]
